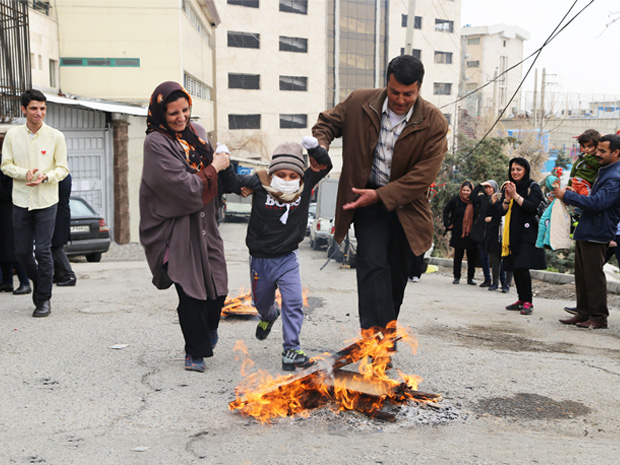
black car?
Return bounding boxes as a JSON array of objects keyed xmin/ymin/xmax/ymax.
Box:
[{"xmin": 65, "ymin": 197, "xmax": 111, "ymax": 262}]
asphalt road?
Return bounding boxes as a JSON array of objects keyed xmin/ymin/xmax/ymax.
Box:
[{"xmin": 1, "ymin": 221, "xmax": 620, "ymax": 465}]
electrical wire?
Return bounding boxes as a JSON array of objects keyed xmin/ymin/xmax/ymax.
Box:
[{"xmin": 443, "ymin": 0, "xmax": 595, "ymax": 169}]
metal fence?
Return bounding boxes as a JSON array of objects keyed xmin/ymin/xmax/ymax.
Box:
[{"xmin": 0, "ymin": 0, "xmax": 31, "ymax": 122}]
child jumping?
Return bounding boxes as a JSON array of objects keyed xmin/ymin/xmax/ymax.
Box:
[{"xmin": 224, "ymin": 137, "xmax": 331, "ymax": 371}]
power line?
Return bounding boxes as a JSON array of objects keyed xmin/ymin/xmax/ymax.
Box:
[{"xmin": 443, "ymin": 0, "xmax": 595, "ymax": 169}]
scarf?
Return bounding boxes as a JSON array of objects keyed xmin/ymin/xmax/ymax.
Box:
[
  {"xmin": 146, "ymin": 81, "xmax": 213, "ymax": 171},
  {"xmin": 459, "ymin": 189, "xmax": 474, "ymax": 238},
  {"xmin": 502, "ymin": 199, "xmax": 513, "ymax": 257},
  {"xmin": 256, "ymin": 170, "xmax": 304, "ymax": 225}
]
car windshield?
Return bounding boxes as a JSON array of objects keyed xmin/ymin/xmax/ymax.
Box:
[{"xmin": 70, "ymin": 198, "xmax": 98, "ymax": 218}]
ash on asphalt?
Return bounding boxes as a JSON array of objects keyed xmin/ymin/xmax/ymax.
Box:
[{"xmin": 471, "ymin": 393, "xmax": 591, "ymax": 420}]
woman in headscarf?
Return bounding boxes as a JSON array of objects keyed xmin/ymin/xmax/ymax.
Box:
[
  {"xmin": 500, "ymin": 157, "xmax": 546, "ymax": 315},
  {"xmin": 139, "ymin": 81, "xmax": 231, "ymax": 373},
  {"xmin": 443, "ymin": 181, "xmax": 478, "ymax": 285}
]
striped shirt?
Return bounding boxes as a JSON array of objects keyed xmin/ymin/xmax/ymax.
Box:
[{"xmin": 369, "ymin": 98, "xmax": 413, "ymax": 187}]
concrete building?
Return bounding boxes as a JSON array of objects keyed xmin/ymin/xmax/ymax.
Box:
[
  {"xmin": 460, "ymin": 24, "xmax": 529, "ymax": 118},
  {"xmin": 214, "ymin": 0, "xmax": 462, "ymax": 172}
]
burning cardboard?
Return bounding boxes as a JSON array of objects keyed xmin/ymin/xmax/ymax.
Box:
[{"xmin": 229, "ymin": 324, "xmax": 441, "ymax": 423}]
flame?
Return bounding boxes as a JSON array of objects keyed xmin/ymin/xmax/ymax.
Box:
[
  {"xmin": 222, "ymin": 288, "xmax": 310, "ymax": 318},
  {"xmin": 229, "ymin": 321, "xmax": 439, "ymax": 423}
]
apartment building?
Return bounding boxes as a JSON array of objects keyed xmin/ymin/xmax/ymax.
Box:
[
  {"xmin": 215, "ymin": 0, "xmax": 461, "ymax": 170},
  {"xmin": 461, "ymin": 24, "xmax": 530, "ymax": 118}
]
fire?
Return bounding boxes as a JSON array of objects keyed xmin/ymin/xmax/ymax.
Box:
[
  {"xmin": 222, "ymin": 288, "xmax": 310, "ymax": 318},
  {"xmin": 228, "ymin": 322, "xmax": 440, "ymax": 423}
]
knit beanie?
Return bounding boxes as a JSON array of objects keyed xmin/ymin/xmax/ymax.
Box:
[{"xmin": 269, "ymin": 142, "xmax": 305, "ymax": 177}]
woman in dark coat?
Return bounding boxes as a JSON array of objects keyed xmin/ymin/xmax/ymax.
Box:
[
  {"xmin": 470, "ymin": 180, "xmax": 499, "ymax": 287},
  {"xmin": 443, "ymin": 181, "xmax": 478, "ymax": 285},
  {"xmin": 139, "ymin": 81, "xmax": 230, "ymax": 373},
  {"xmin": 500, "ymin": 158, "xmax": 546, "ymax": 315}
]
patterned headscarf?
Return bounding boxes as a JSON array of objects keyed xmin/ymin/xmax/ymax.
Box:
[{"xmin": 146, "ymin": 81, "xmax": 213, "ymax": 171}]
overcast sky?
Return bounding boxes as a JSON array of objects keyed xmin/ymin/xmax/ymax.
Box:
[{"xmin": 461, "ymin": 0, "xmax": 619, "ymax": 102}]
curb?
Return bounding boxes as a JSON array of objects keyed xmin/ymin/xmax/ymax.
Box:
[{"xmin": 427, "ymin": 257, "xmax": 620, "ymax": 295}]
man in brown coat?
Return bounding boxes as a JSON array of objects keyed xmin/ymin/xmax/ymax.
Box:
[{"xmin": 312, "ymin": 55, "xmax": 448, "ymax": 337}]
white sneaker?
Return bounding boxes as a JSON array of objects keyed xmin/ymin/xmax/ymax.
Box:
[{"xmin": 409, "ymin": 276, "xmax": 420, "ymax": 283}]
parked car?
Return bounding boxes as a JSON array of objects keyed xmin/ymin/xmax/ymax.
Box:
[
  {"xmin": 65, "ymin": 197, "xmax": 111, "ymax": 262},
  {"xmin": 221, "ymin": 193, "xmax": 252, "ymax": 222},
  {"xmin": 309, "ymin": 178, "xmax": 338, "ymax": 250},
  {"xmin": 309, "ymin": 216, "xmax": 332, "ymax": 250},
  {"xmin": 306, "ymin": 202, "xmax": 317, "ymax": 236}
]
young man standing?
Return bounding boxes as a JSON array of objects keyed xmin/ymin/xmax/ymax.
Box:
[
  {"xmin": 555, "ymin": 134, "xmax": 620, "ymax": 329},
  {"xmin": 1, "ymin": 89, "xmax": 69, "ymax": 317},
  {"xmin": 312, "ymin": 55, "xmax": 448, "ymax": 341}
]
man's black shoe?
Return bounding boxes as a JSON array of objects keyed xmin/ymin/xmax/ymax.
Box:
[
  {"xmin": 13, "ymin": 284, "xmax": 31, "ymax": 295},
  {"xmin": 0, "ymin": 283, "xmax": 14, "ymax": 292},
  {"xmin": 32, "ymin": 300, "xmax": 51, "ymax": 318},
  {"xmin": 57, "ymin": 276, "xmax": 77, "ymax": 287}
]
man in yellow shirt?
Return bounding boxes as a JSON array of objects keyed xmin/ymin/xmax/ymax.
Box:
[{"xmin": 1, "ymin": 89, "xmax": 69, "ymax": 317}]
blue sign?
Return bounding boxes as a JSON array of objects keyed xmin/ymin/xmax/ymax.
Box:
[{"xmin": 237, "ymin": 166, "xmax": 254, "ymax": 175}]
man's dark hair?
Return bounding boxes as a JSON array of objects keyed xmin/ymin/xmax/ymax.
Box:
[
  {"xmin": 577, "ymin": 128, "xmax": 600, "ymax": 146},
  {"xmin": 600, "ymin": 134, "xmax": 620, "ymax": 154},
  {"xmin": 21, "ymin": 89, "xmax": 46, "ymax": 108},
  {"xmin": 386, "ymin": 55, "xmax": 424, "ymax": 86}
]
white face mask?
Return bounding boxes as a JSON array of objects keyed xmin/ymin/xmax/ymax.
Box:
[{"xmin": 270, "ymin": 175, "xmax": 300, "ymax": 194}]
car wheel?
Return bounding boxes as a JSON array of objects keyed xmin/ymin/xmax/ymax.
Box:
[
  {"xmin": 328, "ymin": 241, "xmax": 344, "ymax": 262},
  {"xmin": 311, "ymin": 238, "xmax": 321, "ymax": 251},
  {"xmin": 86, "ymin": 252, "xmax": 102, "ymax": 263}
]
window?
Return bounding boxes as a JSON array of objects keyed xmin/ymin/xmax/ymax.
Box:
[
  {"xmin": 434, "ymin": 83, "xmax": 452, "ymax": 95},
  {"xmin": 401, "ymin": 14, "xmax": 421, "ymax": 29},
  {"xmin": 279, "ymin": 0, "xmax": 307, "ymax": 14},
  {"xmin": 184, "ymin": 73, "xmax": 211, "ymax": 100},
  {"xmin": 435, "ymin": 19, "xmax": 454, "ymax": 33},
  {"xmin": 465, "ymin": 83, "xmax": 478, "ymax": 92},
  {"xmin": 400, "ymin": 48, "xmax": 421, "ymax": 60},
  {"xmin": 182, "ymin": 0, "xmax": 213, "ymax": 47},
  {"xmin": 60, "ymin": 58, "xmax": 140, "ymax": 67},
  {"xmin": 279, "ymin": 36, "xmax": 308, "ymax": 53},
  {"xmin": 228, "ymin": 0, "xmax": 259, "ymax": 7},
  {"xmin": 467, "ymin": 37, "xmax": 480, "ymax": 45},
  {"xmin": 49, "ymin": 59, "xmax": 57, "ymax": 87},
  {"xmin": 466, "ymin": 60, "xmax": 479, "ymax": 68},
  {"xmin": 229, "ymin": 114, "xmax": 261, "ymax": 130},
  {"xmin": 228, "ymin": 73, "xmax": 260, "ymax": 89},
  {"xmin": 228, "ymin": 31, "xmax": 260, "ymax": 49},
  {"xmin": 443, "ymin": 113, "xmax": 452, "ymax": 125},
  {"xmin": 280, "ymin": 114, "xmax": 307, "ymax": 129},
  {"xmin": 279, "ymin": 75, "xmax": 308, "ymax": 91},
  {"xmin": 434, "ymin": 51, "xmax": 452, "ymax": 64}
]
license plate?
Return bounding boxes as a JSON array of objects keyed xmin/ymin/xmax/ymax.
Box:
[{"xmin": 71, "ymin": 225, "xmax": 90, "ymax": 233}]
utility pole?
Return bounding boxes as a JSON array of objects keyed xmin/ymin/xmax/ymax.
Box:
[
  {"xmin": 532, "ymin": 69, "xmax": 538, "ymax": 130},
  {"xmin": 492, "ymin": 70, "xmax": 498, "ymax": 117},
  {"xmin": 540, "ymin": 68, "xmax": 546, "ymax": 133},
  {"xmin": 404, "ymin": 0, "xmax": 416, "ymax": 55}
]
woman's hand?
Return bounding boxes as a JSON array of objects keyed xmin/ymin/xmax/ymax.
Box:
[
  {"xmin": 211, "ymin": 151, "xmax": 230, "ymax": 172},
  {"xmin": 504, "ymin": 181, "xmax": 516, "ymax": 200},
  {"xmin": 485, "ymin": 216, "xmax": 492, "ymax": 223}
]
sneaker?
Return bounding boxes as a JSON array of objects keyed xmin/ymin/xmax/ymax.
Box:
[
  {"xmin": 501, "ymin": 285, "xmax": 510, "ymax": 293},
  {"xmin": 564, "ymin": 306, "xmax": 578, "ymax": 316},
  {"xmin": 488, "ymin": 284, "xmax": 498, "ymax": 291},
  {"xmin": 467, "ymin": 280, "xmax": 477, "ymax": 286},
  {"xmin": 184, "ymin": 354, "xmax": 206, "ymax": 373},
  {"xmin": 256, "ymin": 310, "xmax": 280, "ymax": 340},
  {"xmin": 452, "ymin": 278, "xmax": 460, "ymax": 284},
  {"xmin": 409, "ymin": 276, "xmax": 420, "ymax": 283},
  {"xmin": 209, "ymin": 330, "xmax": 218, "ymax": 349},
  {"xmin": 282, "ymin": 349, "xmax": 314, "ymax": 371},
  {"xmin": 479, "ymin": 280, "xmax": 491, "ymax": 288},
  {"xmin": 506, "ymin": 300, "xmax": 523, "ymax": 311},
  {"xmin": 520, "ymin": 302, "xmax": 534, "ymax": 315}
]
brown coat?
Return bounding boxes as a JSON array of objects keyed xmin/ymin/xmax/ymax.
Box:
[
  {"xmin": 312, "ymin": 88, "xmax": 448, "ymax": 255},
  {"xmin": 139, "ymin": 124, "xmax": 227, "ymax": 301}
]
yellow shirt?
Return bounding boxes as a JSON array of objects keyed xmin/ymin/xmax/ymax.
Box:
[{"xmin": 1, "ymin": 122, "xmax": 69, "ymax": 210}]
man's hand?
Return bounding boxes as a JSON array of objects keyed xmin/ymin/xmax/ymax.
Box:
[
  {"xmin": 240, "ymin": 186, "xmax": 254, "ymax": 198},
  {"xmin": 26, "ymin": 168, "xmax": 39, "ymax": 182},
  {"xmin": 342, "ymin": 188, "xmax": 379, "ymax": 210},
  {"xmin": 26, "ymin": 172, "xmax": 47, "ymax": 187},
  {"xmin": 553, "ymin": 187, "xmax": 566, "ymax": 201}
]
